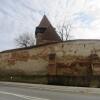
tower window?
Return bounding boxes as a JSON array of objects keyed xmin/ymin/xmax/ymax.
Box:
[{"xmin": 35, "ymin": 27, "xmax": 47, "ymax": 35}]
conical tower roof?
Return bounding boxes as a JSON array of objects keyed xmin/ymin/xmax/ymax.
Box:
[
  {"xmin": 35, "ymin": 15, "xmax": 62, "ymax": 45},
  {"xmin": 39, "ymin": 15, "xmax": 51, "ymax": 27}
]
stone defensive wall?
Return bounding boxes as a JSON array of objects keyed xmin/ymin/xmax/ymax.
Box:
[{"xmin": 0, "ymin": 39, "xmax": 100, "ymax": 86}]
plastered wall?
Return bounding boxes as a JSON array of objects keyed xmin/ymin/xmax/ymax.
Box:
[{"xmin": 0, "ymin": 40, "xmax": 100, "ymax": 76}]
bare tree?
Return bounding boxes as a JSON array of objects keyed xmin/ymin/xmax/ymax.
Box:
[
  {"xmin": 57, "ymin": 22, "xmax": 72, "ymax": 41},
  {"xmin": 15, "ymin": 33, "xmax": 35, "ymax": 47}
]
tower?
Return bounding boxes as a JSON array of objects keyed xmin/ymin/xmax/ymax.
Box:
[{"xmin": 35, "ymin": 15, "xmax": 62, "ymax": 45}]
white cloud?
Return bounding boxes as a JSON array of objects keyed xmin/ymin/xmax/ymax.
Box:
[{"xmin": 0, "ymin": 0, "xmax": 100, "ymax": 51}]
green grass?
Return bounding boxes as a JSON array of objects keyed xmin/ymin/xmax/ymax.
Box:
[{"xmin": 0, "ymin": 75, "xmax": 48, "ymax": 84}]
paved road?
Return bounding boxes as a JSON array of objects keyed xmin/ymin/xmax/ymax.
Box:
[{"xmin": 0, "ymin": 83, "xmax": 100, "ymax": 100}]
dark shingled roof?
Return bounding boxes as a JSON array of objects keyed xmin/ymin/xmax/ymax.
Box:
[{"xmin": 36, "ymin": 15, "xmax": 62, "ymax": 42}]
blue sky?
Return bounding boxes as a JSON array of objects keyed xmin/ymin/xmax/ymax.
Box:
[{"xmin": 0, "ymin": 0, "xmax": 100, "ymax": 51}]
